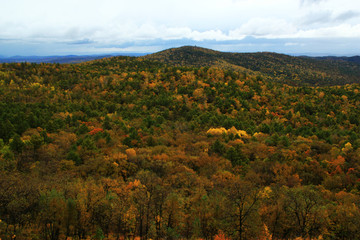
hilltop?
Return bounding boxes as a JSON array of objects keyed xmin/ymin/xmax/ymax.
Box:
[{"xmin": 145, "ymin": 46, "xmax": 360, "ymax": 86}]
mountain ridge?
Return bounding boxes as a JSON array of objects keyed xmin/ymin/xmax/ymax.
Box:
[
  {"xmin": 0, "ymin": 53, "xmax": 146, "ymax": 64},
  {"xmin": 144, "ymin": 46, "xmax": 360, "ymax": 86}
]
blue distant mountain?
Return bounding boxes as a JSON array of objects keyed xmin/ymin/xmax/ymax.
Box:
[{"xmin": 0, "ymin": 53, "xmax": 147, "ymax": 64}]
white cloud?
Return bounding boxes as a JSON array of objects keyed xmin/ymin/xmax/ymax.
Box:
[
  {"xmin": 335, "ymin": 11, "xmax": 360, "ymax": 22},
  {"xmin": 301, "ymin": 11, "xmax": 333, "ymax": 26},
  {"xmin": 300, "ymin": 0, "xmax": 327, "ymax": 6},
  {"xmin": 229, "ymin": 18, "xmax": 298, "ymax": 38},
  {"xmin": 285, "ymin": 42, "xmax": 302, "ymax": 46},
  {"xmin": 1, "ymin": 0, "xmax": 360, "ymax": 55},
  {"xmin": 295, "ymin": 24, "xmax": 360, "ymax": 38},
  {"xmin": 301, "ymin": 10, "xmax": 360, "ymax": 27}
]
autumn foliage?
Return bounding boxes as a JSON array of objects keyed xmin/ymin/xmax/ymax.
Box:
[
  {"xmin": 1, "ymin": 54, "xmax": 360, "ymax": 239},
  {"xmin": 89, "ymin": 128, "xmax": 104, "ymax": 135}
]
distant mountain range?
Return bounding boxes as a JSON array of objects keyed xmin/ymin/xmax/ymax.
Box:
[
  {"xmin": 144, "ymin": 46, "xmax": 360, "ymax": 86},
  {"xmin": 0, "ymin": 53, "xmax": 146, "ymax": 64},
  {"xmin": 1, "ymin": 46, "xmax": 359, "ymax": 85}
]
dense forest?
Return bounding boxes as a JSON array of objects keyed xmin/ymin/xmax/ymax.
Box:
[
  {"xmin": 1, "ymin": 47, "xmax": 360, "ymax": 240},
  {"xmin": 145, "ymin": 46, "xmax": 360, "ymax": 86}
]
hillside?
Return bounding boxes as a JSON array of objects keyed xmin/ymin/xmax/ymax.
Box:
[
  {"xmin": 1, "ymin": 55, "xmax": 360, "ymax": 239},
  {"xmin": 145, "ymin": 46, "xmax": 360, "ymax": 86},
  {"xmin": 314, "ymin": 55, "xmax": 360, "ymax": 64}
]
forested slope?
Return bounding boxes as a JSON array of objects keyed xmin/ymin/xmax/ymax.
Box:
[
  {"xmin": 145, "ymin": 46, "xmax": 360, "ymax": 86},
  {"xmin": 1, "ymin": 54, "xmax": 360, "ymax": 239}
]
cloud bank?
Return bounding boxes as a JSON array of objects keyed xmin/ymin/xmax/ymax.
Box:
[{"xmin": 0, "ymin": 0, "xmax": 359, "ymax": 56}]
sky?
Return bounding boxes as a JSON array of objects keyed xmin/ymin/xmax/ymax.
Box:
[{"xmin": 1, "ymin": 0, "xmax": 360, "ymax": 56}]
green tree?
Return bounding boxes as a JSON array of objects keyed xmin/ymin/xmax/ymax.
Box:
[
  {"xmin": 9, "ymin": 134, "xmax": 24, "ymax": 153},
  {"xmin": 38, "ymin": 189, "xmax": 67, "ymax": 240},
  {"xmin": 0, "ymin": 120, "xmax": 15, "ymax": 143},
  {"xmin": 210, "ymin": 139, "xmax": 226, "ymax": 155}
]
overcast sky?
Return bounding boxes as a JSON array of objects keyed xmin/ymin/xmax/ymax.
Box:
[{"xmin": 1, "ymin": 0, "xmax": 360, "ymax": 56}]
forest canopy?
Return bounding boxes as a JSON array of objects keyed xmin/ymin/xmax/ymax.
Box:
[{"xmin": 1, "ymin": 49, "xmax": 360, "ymax": 240}]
